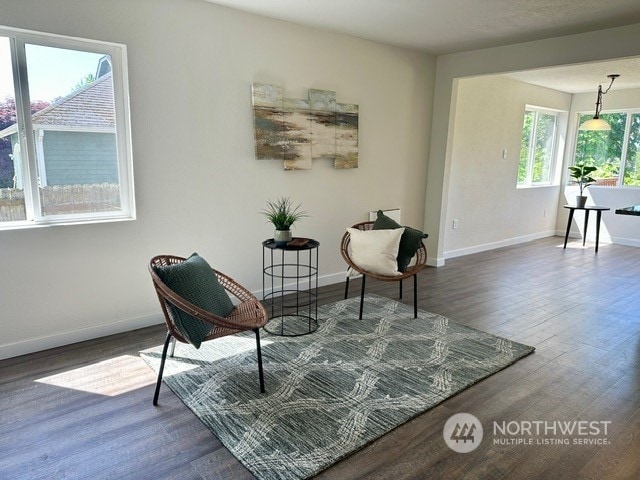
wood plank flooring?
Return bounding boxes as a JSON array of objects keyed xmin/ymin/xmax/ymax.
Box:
[{"xmin": 1, "ymin": 237, "xmax": 640, "ymax": 479}]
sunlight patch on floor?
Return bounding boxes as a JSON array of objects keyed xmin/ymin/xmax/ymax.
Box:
[
  {"xmin": 35, "ymin": 336, "xmax": 276, "ymax": 396},
  {"xmin": 555, "ymin": 241, "xmax": 611, "ymax": 250},
  {"xmin": 35, "ymin": 354, "xmax": 157, "ymax": 396},
  {"xmin": 142, "ymin": 335, "xmax": 274, "ymax": 378}
]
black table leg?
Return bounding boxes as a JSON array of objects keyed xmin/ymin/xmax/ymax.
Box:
[
  {"xmin": 563, "ymin": 205, "xmax": 610, "ymax": 253},
  {"xmin": 595, "ymin": 210, "xmax": 603, "ymax": 253},
  {"xmin": 583, "ymin": 210, "xmax": 590, "ymax": 247},
  {"xmin": 564, "ymin": 207, "xmax": 575, "ymax": 249}
]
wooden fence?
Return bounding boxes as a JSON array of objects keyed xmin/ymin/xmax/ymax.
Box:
[
  {"xmin": 0, "ymin": 183, "xmax": 120, "ymax": 221},
  {"xmin": 594, "ymin": 177, "xmax": 618, "ymax": 187}
]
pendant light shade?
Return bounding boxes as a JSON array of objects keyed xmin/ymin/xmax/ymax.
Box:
[
  {"xmin": 579, "ymin": 74, "xmax": 619, "ymax": 131},
  {"xmin": 579, "ymin": 117, "xmax": 611, "ymax": 131}
]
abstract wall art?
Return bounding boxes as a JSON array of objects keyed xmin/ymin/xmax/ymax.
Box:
[{"xmin": 252, "ymin": 83, "xmax": 358, "ymax": 170}]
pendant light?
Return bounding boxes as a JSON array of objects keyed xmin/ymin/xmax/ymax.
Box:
[{"xmin": 579, "ymin": 74, "xmax": 620, "ymax": 131}]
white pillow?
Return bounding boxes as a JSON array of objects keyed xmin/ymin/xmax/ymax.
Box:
[{"xmin": 347, "ymin": 227, "xmax": 404, "ymax": 276}]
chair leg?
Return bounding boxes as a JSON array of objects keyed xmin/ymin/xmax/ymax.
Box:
[
  {"xmin": 169, "ymin": 336, "xmax": 177, "ymax": 357},
  {"xmin": 153, "ymin": 332, "xmax": 172, "ymax": 406},
  {"xmin": 344, "ymin": 275, "xmax": 350, "ymax": 300},
  {"xmin": 254, "ymin": 328, "xmax": 265, "ymax": 393},
  {"xmin": 413, "ymin": 274, "xmax": 418, "ymax": 318},
  {"xmin": 359, "ymin": 275, "xmax": 366, "ymax": 320},
  {"xmin": 399, "ymin": 279, "xmax": 403, "ymax": 299}
]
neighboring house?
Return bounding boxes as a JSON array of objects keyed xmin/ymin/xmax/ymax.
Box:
[{"xmin": 0, "ymin": 62, "xmax": 116, "ymax": 188}]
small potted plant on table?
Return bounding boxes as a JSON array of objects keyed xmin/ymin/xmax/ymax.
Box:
[
  {"xmin": 262, "ymin": 197, "xmax": 307, "ymax": 245},
  {"xmin": 568, "ymin": 161, "xmax": 597, "ymax": 207}
]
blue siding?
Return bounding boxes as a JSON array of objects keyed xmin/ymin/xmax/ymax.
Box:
[{"xmin": 43, "ymin": 131, "xmax": 118, "ymax": 185}]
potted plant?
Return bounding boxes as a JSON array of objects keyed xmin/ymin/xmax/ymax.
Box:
[
  {"xmin": 261, "ymin": 197, "xmax": 308, "ymax": 245},
  {"xmin": 568, "ymin": 161, "xmax": 597, "ymax": 207}
]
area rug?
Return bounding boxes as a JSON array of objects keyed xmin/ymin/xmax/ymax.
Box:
[{"xmin": 141, "ymin": 294, "xmax": 534, "ymax": 480}]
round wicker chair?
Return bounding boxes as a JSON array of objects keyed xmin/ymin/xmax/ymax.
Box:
[
  {"xmin": 148, "ymin": 254, "xmax": 268, "ymax": 405},
  {"xmin": 340, "ymin": 221, "xmax": 427, "ymax": 319}
]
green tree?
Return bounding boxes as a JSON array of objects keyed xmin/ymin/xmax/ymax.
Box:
[
  {"xmin": 71, "ymin": 73, "xmax": 95, "ymax": 92},
  {"xmin": 623, "ymin": 114, "xmax": 640, "ymax": 186},
  {"xmin": 574, "ymin": 113, "xmax": 626, "ymax": 179},
  {"xmin": 518, "ymin": 111, "xmax": 533, "ymax": 183},
  {"xmin": 0, "ymin": 97, "xmax": 50, "ymax": 188},
  {"xmin": 532, "ymin": 113, "xmax": 556, "ymax": 183},
  {"xmin": 518, "ymin": 110, "xmax": 556, "ymax": 184}
]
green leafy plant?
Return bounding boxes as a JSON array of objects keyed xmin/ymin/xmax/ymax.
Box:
[
  {"xmin": 261, "ymin": 197, "xmax": 307, "ymax": 231},
  {"xmin": 568, "ymin": 161, "xmax": 597, "ymax": 196}
]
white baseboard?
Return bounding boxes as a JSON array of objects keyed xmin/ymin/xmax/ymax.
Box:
[
  {"xmin": 2, "ymin": 273, "xmax": 350, "ymax": 361},
  {"xmin": 318, "ymin": 271, "xmax": 350, "ymax": 287},
  {"xmin": 444, "ymin": 230, "xmax": 640, "ymax": 262},
  {"xmin": 608, "ymin": 236, "xmax": 640, "ymax": 248},
  {"xmin": 554, "ymin": 229, "xmax": 581, "ymax": 239},
  {"xmin": 554, "ymin": 230, "xmax": 640, "ymax": 248},
  {"xmin": 444, "ymin": 230, "xmax": 556, "ymax": 260},
  {"xmin": 428, "ymin": 256, "xmax": 445, "ymax": 267},
  {"xmin": 0, "ymin": 313, "xmax": 164, "ymax": 361},
  {"xmin": 250, "ymin": 271, "xmax": 347, "ymax": 298}
]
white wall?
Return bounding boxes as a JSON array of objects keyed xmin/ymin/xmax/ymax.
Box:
[
  {"xmin": 558, "ymin": 87, "xmax": 640, "ymax": 246},
  {"xmin": 425, "ymin": 23, "xmax": 640, "ymax": 265},
  {"xmin": 444, "ymin": 75, "xmax": 571, "ymax": 258},
  {"xmin": 0, "ymin": 0, "xmax": 435, "ymax": 358}
]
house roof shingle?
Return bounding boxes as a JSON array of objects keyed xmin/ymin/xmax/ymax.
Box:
[
  {"xmin": 0, "ymin": 72, "xmax": 115, "ymax": 138},
  {"xmin": 31, "ymin": 73, "xmax": 115, "ymax": 129}
]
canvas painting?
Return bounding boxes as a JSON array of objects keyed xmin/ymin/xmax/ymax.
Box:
[
  {"xmin": 282, "ymin": 97, "xmax": 312, "ymax": 170},
  {"xmin": 309, "ymin": 89, "xmax": 337, "ymax": 161},
  {"xmin": 251, "ymin": 83, "xmax": 358, "ymax": 170},
  {"xmin": 335, "ymin": 102, "xmax": 358, "ymax": 169},
  {"xmin": 252, "ymin": 83, "xmax": 284, "ymax": 160}
]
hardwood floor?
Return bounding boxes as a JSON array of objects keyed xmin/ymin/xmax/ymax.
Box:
[{"xmin": 1, "ymin": 237, "xmax": 640, "ymax": 479}]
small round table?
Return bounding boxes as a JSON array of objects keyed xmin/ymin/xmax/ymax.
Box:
[
  {"xmin": 262, "ymin": 238, "xmax": 319, "ymax": 336},
  {"xmin": 563, "ymin": 205, "xmax": 610, "ymax": 253}
]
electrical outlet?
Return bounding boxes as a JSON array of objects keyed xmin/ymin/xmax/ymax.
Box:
[{"xmin": 453, "ymin": 219, "xmax": 459, "ymax": 229}]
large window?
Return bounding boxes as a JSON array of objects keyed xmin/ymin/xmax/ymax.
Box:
[
  {"xmin": 518, "ymin": 107, "xmax": 559, "ymax": 186},
  {"xmin": 0, "ymin": 27, "xmax": 134, "ymax": 229},
  {"xmin": 573, "ymin": 112, "xmax": 640, "ymax": 186}
]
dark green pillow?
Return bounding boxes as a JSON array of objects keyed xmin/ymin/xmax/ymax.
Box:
[
  {"xmin": 153, "ymin": 253, "xmax": 234, "ymax": 348},
  {"xmin": 373, "ymin": 210, "xmax": 428, "ymax": 272}
]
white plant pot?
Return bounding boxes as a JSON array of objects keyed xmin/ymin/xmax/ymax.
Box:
[
  {"xmin": 274, "ymin": 229, "xmax": 292, "ymax": 245},
  {"xmin": 576, "ymin": 195, "xmax": 587, "ymax": 208}
]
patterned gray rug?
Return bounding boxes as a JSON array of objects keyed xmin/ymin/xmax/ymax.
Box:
[{"xmin": 141, "ymin": 294, "xmax": 534, "ymax": 480}]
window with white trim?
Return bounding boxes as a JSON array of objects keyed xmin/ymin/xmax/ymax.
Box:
[
  {"xmin": 518, "ymin": 107, "xmax": 559, "ymax": 186},
  {"xmin": 0, "ymin": 27, "xmax": 134, "ymax": 229},
  {"xmin": 573, "ymin": 111, "xmax": 640, "ymax": 186}
]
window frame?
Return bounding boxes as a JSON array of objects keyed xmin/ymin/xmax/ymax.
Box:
[
  {"xmin": 571, "ymin": 108, "xmax": 640, "ymax": 188},
  {"xmin": 517, "ymin": 105, "xmax": 561, "ymax": 188},
  {"xmin": 0, "ymin": 25, "xmax": 135, "ymax": 230}
]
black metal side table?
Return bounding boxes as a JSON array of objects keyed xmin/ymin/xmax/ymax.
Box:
[
  {"xmin": 262, "ymin": 238, "xmax": 319, "ymax": 336},
  {"xmin": 563, "ymin": 205, "xmax": 610, "ymax": 253}
]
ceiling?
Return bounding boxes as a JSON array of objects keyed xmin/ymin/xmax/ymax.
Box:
[
  {"xmin": 205, "ymin": 0, "xmax": 640, "ymax": 55},
  {"xmin": 204, "ymin": 0, "xmax": 640, "ymax": 93},
  {"xmin": 503, "ymin": 57, "xmax": 640, "ymax": 93}
]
